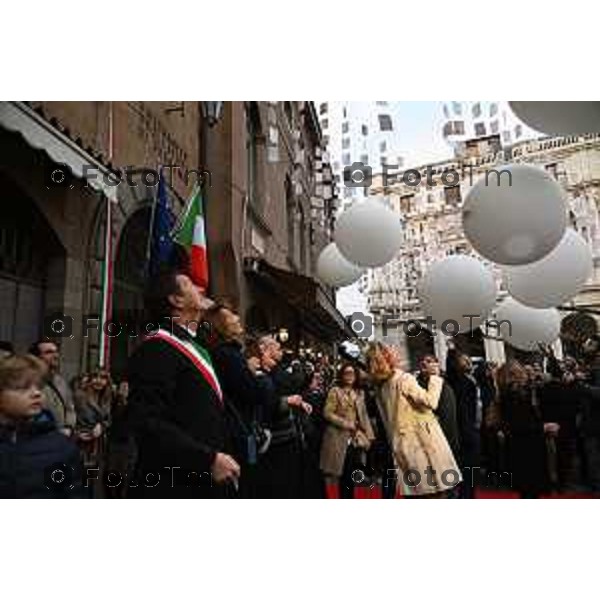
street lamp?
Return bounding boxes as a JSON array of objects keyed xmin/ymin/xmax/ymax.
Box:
[
  {"xmin": 277, "ymin": 327, "xmax": 289, "ymax": 344},
  {"xmin": 202, "ymin": 101, "xmax": 224, "ymax": 127}
]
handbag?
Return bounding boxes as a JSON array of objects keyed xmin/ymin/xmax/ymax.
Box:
[
  {"xmin": 352, "ymin": 429, "xmax": 371, "ymax": 450},
  {"xmin": 225, "ymin": 399, "xmax": 271, "ymax": 465}
]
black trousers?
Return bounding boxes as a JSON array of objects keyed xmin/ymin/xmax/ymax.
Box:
[{"xmin": 254, "ymin": 440, "xmax": 303, "ymax": 498}]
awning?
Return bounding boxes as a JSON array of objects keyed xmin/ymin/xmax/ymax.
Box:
[
  {"xmin": 244, "ymin": 257, "xmax": 356, "ymax": 341},
  {"xmin": 0, "ymin": 101, "xmax": 117, "ymax": 202}
]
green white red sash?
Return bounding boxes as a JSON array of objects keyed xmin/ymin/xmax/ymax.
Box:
[{"xmin": 145, "ymin": 328, "xmax": 223, "ymax": 404}]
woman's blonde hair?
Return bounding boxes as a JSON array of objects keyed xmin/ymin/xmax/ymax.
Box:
[
  {"xmin": 366, "ymin": 342, "xmax": 401, "ymax": 382},
  {"xmin": 0, "ymin": 354, "xmax": 47, "ymax": 392}
]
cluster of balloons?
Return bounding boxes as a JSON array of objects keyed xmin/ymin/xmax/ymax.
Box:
[
  {"xmin": 317, "ymin": 102, "xmax": 598, "ymax": 352},
  {"xmin": 316, "ymin": 197, "xmax": 403, "ymax": 286},
  {"xmin": 422, "ymin": 161, "xmax": 594, "ymax": 351}
]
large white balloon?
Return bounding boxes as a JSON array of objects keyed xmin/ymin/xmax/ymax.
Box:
[
  {"xmin": 509, "ymin": 101, "xmax": 600, "ymax": 136},
  {"xmin": 334, "ymin": 198, "xmax": 403, "ymax": 267},
  {"xmin": 463, "ymin": 163, "xmax": 566, "ymax": 265},
  {"xmin": 505, "ymin": 229, "xmax": 593, "ymax": 308},
  {"xmin": 494, "ymin": 297, "xmax": 561, "ymax": 351},
  {"xmin": 420, "ymin": 255, "xmax": 497, "ymax": 333},
  {"xmin": 316, "ymin": 242, "xmax": 365, "ymax": 287}
]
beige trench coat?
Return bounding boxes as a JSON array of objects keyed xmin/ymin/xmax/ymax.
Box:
[
  {"xmin": 320, "ymin": 386, "xmax": 374, "ymax": 477},
  {"xmin": 378, "ymin": 369, "xmax": 461, "ymax": 496}
]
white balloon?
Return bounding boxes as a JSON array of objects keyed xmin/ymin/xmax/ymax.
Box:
[
  {"xmin": 509, "ymin": 101, "xmax": 600, "ymax": 136},
  {"xmin": 505, "ymin": 229, "xmax": 593, "ymax": 308},
  {"xmin": 334, "ymin": 198, "xmax": 402, "ymax": 267},
  {"xmin": 420, "ymin": 255, "xmax": 497, "ymax": 333},
  {"xmin": 316, "ymin": 242, "xmax": 365, "ymax": 287},
  {"xmin": 463, "ymin": 163, "xmax": 566, "ymax": 265},
  {"xmin": 494, "ymin": 297, "xmax": 561, "ymax": 352}
]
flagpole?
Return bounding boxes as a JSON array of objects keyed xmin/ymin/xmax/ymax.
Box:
[
  {"xmin": 144, "ymin": 165, "xmax": 161, "ymax": 278},
  {"xmin": 99, "ymin": 195, "xmax": 113, "ymax": 368},
  {"xmin": 99, "ymin": 102, "xmax": 115, "ymax": 369}
]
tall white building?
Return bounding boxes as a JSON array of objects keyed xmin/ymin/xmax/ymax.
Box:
[
  {"xmin": 317, "ymin": 101, "xmax": 405, "ymax": 208},
  {"xmin": 317, "ymin": 101, "xmax": 406, "ymax": 319},
  {"xmin": 441, "ymin": 100, "xmax": 539, "ymax": 155}
]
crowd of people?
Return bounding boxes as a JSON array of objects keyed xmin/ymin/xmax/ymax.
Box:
[{"xmin": 2, "ymin": 266, "xmax": 600, "ymax": 499}]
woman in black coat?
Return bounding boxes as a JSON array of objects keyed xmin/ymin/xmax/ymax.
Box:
[
  {"xmin": 203, "ymin": 303, "xmax": 280, "ymax": 497},
  {"xmin": 496, "ymin": 360, "xmax": 557, "ymax": 498}
]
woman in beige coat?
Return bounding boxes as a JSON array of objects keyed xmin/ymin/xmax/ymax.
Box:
[
  {"xmin": 320, "ymin": 363, "xmax": 374, "ymax": 498},
  {"xmin": 366, "ymin": 343, "xmax": 461, "ymax": 498}
]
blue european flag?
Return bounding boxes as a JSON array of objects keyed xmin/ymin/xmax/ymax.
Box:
[{"xmin": 149, "ymin": 168, "xmax": 175, "ymax": 277}]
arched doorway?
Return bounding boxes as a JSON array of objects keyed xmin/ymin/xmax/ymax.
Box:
[
  {"xmin": 0, "ymin": 172, "xmax": 65, "ymax": 351},
  {"xmin": 110, "ymin": 206, "xmax": 151, "ymax": 378}
]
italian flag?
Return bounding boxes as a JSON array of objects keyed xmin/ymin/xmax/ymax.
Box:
[{"xmin": 174, "ymin": 186, "xmax": 209, "ymax": 290}]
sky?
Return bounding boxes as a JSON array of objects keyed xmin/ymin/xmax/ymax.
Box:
[{"xmin": 393, "ymin": 101, "xmax": 452, "ymax": 167}]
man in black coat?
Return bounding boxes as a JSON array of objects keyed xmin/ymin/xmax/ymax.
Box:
[
  {"xmin": 126, "ymin": 269, "xmax": 240, "ymax": 498},
  {"xmin": 446, "ymin": 349, "xmax": 481, "ymax": 498}
]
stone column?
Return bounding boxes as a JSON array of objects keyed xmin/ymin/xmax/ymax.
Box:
[
  {"xmin": 551, "ymin": 338, "xmax": 564, "ymax": 360},
  {"xmin": 434, "ymin": 334, "xmax": 449, "ymax": 368},
  {"xmin": 484, "ymin": 336, "xmax": 506, "ymax": 365}
]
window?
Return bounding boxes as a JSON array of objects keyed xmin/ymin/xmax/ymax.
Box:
[
  {"xmin": 343, "ymin": 106, "xmax": 347, "ymax": 118},
  {"xmin": 380, "ymin": 156, "xmax": 387, "ymax": 164},
  {"xmin": 342, "ymin": 153, "xmax": 351, "ymax": 165},
  {"xmin": 502, "ymin": 131, "xmax": 511, "ymax": 144},
  {"xmin": 490, "ymin": 102, "xmax": 498, "ymax": 117},
  {"xmin": 444, "ymin": 185, "xmax": 461, "ymax": 206},
  {"xmin": 379, "ymin": 140, "xmax": 387, "ymax": 152},
  {"xmin": 378, "ymin": 114, "xmax": 393, "ymax": 131},
  {"xmin": 454, "ymin": 120, "xmax": 465, "ymax": 135},
  {"xmin": 515, "ymin": 124, "xmax": 523, "ymax": 138},
  {"xmin": 360, "ymin": 154, "xmax": 368, "ymax": 164},
  {"xmin": 443, "ymin": 104, "xmax": 450, "ymax": 119},
  {"xmin": 545, "ymin": 163, "xmax": 558, "ymax": 179},
  {"xmin": 376, "ymin": 101, "xmax": 388, "ymax": 106},
  {"xmin": 342, "ymin": 121, "xmax": 349, "ymax": 134},
  {"xmin": 474, "ymin": 122, "xmax": 486, "ymax": 137},
  {"xmin": 361, "ymin": 124, "xmax": 368, "ymax": 135},
  {"xmin": 342, "ymin": 137, "xmax": 351, "ymax": 149},
  {"xmin": 452, "ymin": 102, "xmax": 462, "ymax": 115},
  {"xmin": 322, "ymin": 135, "xmax": 330, "ymax": 146},
  {"xmin": 284, "ymin": 101, "xmax": 293, "ymax": 126},
  {"xmin": 472, "ymin": 102, "xmax": 481, "ymax": 118},
  {"xmin": 319, "ymin": 102, "xmax": 328, "ymax": 115},
  {"xmin": 321, "ymin": 118, "xmax": 329, "ymax": 130},
  {"xmin": 400, "ymin": 194, "xmax": 413, "ymax": 213},
  {"xmin": 490, "ymin": 120, "xmax": 499, "ymax": 134},
  {"xmin": 246, "ymin": 102, "xmax": 262, "ymax": 211}
]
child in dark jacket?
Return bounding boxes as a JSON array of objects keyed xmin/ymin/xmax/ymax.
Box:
[{"xmin": 0, "ymin": 354, "xmax": 85, "ymax": 498}]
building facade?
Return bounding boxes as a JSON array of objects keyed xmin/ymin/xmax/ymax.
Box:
[
  {"xmin": 0, "ymin": 101, "xmax": 351, "ymax": 382},
  {"xmin": 366, "ymin": 132, "xmax": 600, "ymax": 367}
]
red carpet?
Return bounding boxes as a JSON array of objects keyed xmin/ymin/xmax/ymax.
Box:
[{"xmin": 325, "ymin": 484, "xmax": 598, "ymax": 499}]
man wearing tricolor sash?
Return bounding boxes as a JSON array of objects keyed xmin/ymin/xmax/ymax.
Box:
[{"xmin": 126, "ymin": 268, "xmax": 240, "ymax": 498}]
